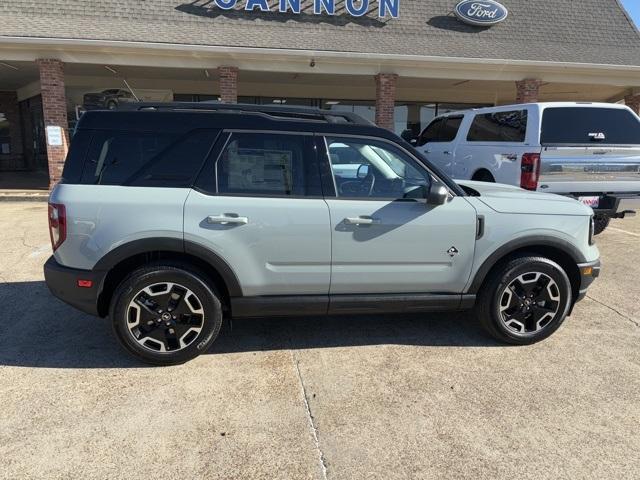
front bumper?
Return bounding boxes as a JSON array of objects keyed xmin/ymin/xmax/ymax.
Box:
[
  {"xmin": 44, "ymin": 256, "xmax": 105, "ymax": 317},
  {"xmin": 575, "ymin": 258, "xmax": 601, "ymax": 303}
]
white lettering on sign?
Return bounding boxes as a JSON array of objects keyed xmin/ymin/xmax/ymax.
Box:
[
  {"xmin": 467, "ymin": 3, "xmax": 498, "ymax": 18},
  {"xmin": 454, "ymin": 0, "xmax": 508, "ymax": 26},
  {"xmin": 46, "ymin": 126, "xmax": 63, "ymax": 147},
  {"xmin": 213, "ymin": 0, "xmax": 400, "ymax": 18}
]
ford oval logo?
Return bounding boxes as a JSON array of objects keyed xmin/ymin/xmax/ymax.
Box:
[{"xmin": 454, "ymin": 1, "xmax": 508, "ymax": 26}]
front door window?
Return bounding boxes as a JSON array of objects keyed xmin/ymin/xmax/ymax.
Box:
[{"xmin": 326, "ymin": 137, "xmax": 430, "ymax": 200}]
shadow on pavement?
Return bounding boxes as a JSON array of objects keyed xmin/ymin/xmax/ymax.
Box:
[{"xmin": 0, "ymin": 281, "xmax": 499, "ymax": 368}]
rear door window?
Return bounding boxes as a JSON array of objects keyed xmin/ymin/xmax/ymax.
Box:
[
  {"xmin": 541, "ymin": 107, "xmax": 640, "ymax": 145},
  {"xmin": 467, "ymin": 110, "xmax": 528, "ymax": 142},
  {"xmin": 80, "ymin": 129, "xmax": 218, "ymax": 187},
  {"xmin": 216, "ymin": 132, "xmax": 321, "ymax": 197}
]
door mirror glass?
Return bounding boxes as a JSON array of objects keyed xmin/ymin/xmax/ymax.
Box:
[{"xmin": 356, "ymin": 164, "xmax": 370, "ymax": 179}]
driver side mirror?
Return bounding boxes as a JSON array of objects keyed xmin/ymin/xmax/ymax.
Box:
[
  {"xmin": 401, "ymin": 129, "xmax": 418, "ymax": 146},
  {"xmin": 427, "ymin": 184, "xmax": 449, "ymax": 206},
  {"xmin": 356, "ymin": 164, "xmax": 370, "ymax": 179},
  {"xmin": 403, "ymin": 184, "xmax": 448, "ymax": 206}
]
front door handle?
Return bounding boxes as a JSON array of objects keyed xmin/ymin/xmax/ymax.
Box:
[
  {"xmin": 344, "ymin": 216, "xmax": 376, "ymax": 226},
  {"xmin": 207, "ymin": 214, "xmax": 249, "ymax": 225},
  {"xmin": 443, "ymin": 151, "xmax": 452, "ymax": 155}
]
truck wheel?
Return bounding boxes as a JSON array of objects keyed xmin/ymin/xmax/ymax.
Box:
[
  {"xmin": 476, "ymin": 256, "xmax": 572, "ymax": 345},
  {"xmin": 110, "ymin": 263, "xmax": 223, "ymax": 365},
  {"xmin": 472, "ymin": 170, "xmax": 495, "ymax": 183},
  {"xmin": 593, "ymin": 215, "xmax": 610, "ymax": 235}
]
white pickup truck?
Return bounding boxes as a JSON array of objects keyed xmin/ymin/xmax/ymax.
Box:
[{"xmin": 415, "ymin": 102, "xmax": 640, "ymax": 234}]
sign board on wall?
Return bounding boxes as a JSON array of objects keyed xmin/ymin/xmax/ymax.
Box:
[
  {"xmin": 454, "ymin": 1, "xmax": 508, "ymax": 26},
  {"xmin": 46, "ymin": 126, "xmax": 63, "ymax": 146},
  {"xmin": 210, "ymin": 0, "xmax": 400, "ymax": 18}
]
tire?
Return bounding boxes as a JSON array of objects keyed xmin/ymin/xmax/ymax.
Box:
[
  {"xmin": 476, "ymin": 255, "xmax": 572, "ymax": 345},
  {"xmin": 593, "ymin": 215, "xmax": 610, "ymax": 236},
  {"xmin": 472, "ymin": 170, "xmax": 495, "ymax": 183},
  {"xmin": 110, "ymin": 263, "xmax": 223, "ymax": 365},
  {"xmin": 106, "ymin": 100, "xmax": 118, "ymax": 110}
]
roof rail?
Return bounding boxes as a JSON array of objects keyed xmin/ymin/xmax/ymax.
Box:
[{"xmin": 115, "ymin": 101, "xmax": 374, "ymax": 126}]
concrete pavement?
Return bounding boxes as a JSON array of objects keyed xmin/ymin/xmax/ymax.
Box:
[{"xmin": 0, "ymin": 202, "xmax": 638, "ymax": 479}]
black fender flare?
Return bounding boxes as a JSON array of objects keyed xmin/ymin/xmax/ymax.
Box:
[
  {"xmin": 93, "ymin": 237, "xmax": 243, "ymax": 297},
  {"xmin": 467, "ymin": 235, "xmax": 586, "ymax": 294}
]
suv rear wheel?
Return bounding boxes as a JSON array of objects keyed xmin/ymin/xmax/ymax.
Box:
[
  {"xmin": 476, "ymin": 256, "xmax": 572, "ymax": 344},
  {"xmin": 110, "ymin": 263, "xmax": 223, "ymax": 365}
]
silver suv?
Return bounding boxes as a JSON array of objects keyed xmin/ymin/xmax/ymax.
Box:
[{"xmin": 44, "ymin": 103, "xmax": 601, "ymax": 365}]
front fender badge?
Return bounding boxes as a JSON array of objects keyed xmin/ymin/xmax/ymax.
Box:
[{"xmin": 447, "ymin": 247, "xmax": 459, "ymax": 257}]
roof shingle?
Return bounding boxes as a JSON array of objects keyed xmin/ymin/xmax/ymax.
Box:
[{"xmin": 1, "ymin": 0, "xmax": 639, "ymax": 66}]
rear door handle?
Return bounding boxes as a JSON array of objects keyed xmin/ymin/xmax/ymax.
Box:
[
  {"xmin": 344, "ymin": 216, "xmax": 376, "ymax": 225},
  {"xmin": 207, "ymin": 214, "xmax": 249, "ymax": 225},
  {"xmin": 443, "ymin": 151, "xmax": 452, "ymax": 155}
]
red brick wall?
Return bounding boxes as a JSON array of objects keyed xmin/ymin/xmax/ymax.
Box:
[
  {"xmin": 37, "ymin": 59, "xmax": 69, "ymax": 188},
  {"xmin": 0, "ymin": 91, "xmax": 24, "ymax": 170},
  {"xmin": 375, "ymin": 73, "xmax": 398, "ymax": 131},
  {"xmin": 218, "ymin": 66, "xmax": 239, "ymax": 104},
  {"xmin": 515, "ymin": 79, "xmax": 542, "ymax": 104},
  {"xmin": 624, "ymin": 94, "xmax": 640, "ymax": 115}
]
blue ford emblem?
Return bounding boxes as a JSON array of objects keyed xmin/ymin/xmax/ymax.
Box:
[{"xmin": 454, "ymin": 0, "xmax": 508, "ymax": 26}]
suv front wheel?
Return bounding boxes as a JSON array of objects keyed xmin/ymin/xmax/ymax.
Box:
[
  {"xmin": 110, "ymin": 263, "xmax": 223, "ymax": 365},
  {"xmin": 476, "ymin": 256, "xmax": 572, "ymax": 344}
]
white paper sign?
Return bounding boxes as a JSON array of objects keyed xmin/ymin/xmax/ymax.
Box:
[{"xmin": 46, "ymin": 126, "xmax": 63, "ymax": 146}]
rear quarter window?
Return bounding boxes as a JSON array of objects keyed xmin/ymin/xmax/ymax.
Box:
[
  {"xmin": 79, "ymin": 129, "xmax": 218, "ymax": 187},
  {"xmin": 467, "ymin": 110, "xmax": 528, "ymax": 142},
  {"xmin": 541, "ymin": 107, "xmax": 640, "ymax": 145}
]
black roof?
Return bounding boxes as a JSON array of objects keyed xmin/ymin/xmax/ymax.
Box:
[
  {"xmin": 78, "ymin": 102, "xmax": 391, "ymax": 138},
  {"xmin": 116, "ymin": 101, "xmax": 374, "ymax": 126}
]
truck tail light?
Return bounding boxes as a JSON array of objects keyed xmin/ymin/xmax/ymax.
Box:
[
  {"xmin": 520, "ymin": 153, "xmax": 541, "ymax": 191},
  {"xmin": 48, "ymin": 203, "xmax": 67, "ymax": 251}
]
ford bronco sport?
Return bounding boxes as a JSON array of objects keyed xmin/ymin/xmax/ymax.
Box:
[{"xmin": 44, "ymin": 103, "xmax": 601, "ymax": 365}]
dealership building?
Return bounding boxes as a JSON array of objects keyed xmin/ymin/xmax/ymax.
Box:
[{"xmin": 1, "ymin": 0, "xmax": 640, "ymax": 188}]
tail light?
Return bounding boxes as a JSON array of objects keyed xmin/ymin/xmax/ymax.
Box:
[
  {"xmin": 520, "ymin": 153, "xmax": 541, "ymax": 191},
  {"xmin": 48, "ymin": 203, "xmax": 67, "ymax": 251}
]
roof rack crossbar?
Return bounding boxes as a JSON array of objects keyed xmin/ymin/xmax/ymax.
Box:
[{"xmin": 115, "ymin": 101, "xmax": 373, "ymax": 126}]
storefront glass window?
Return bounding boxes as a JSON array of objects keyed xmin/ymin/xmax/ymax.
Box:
[{"xmin": 0, "ymin": 113, "xmax": 11, "ymax": 155}]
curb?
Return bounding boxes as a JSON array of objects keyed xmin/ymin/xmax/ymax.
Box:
[{"xmin": 0, "ymin": 194, "xmax": 49, "ymax": 202}]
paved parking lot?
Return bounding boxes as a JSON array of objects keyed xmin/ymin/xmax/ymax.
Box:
[{"xmin": 1, "ymin": 201, "xmax": 639, "ymax": 480}]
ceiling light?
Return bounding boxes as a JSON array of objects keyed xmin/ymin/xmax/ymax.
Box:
[
  {"xmin": 104, "ymin": 65, "xmax": 118, "ymax": 75},
  {"xmin": 325, "ymin": 101, "xmax": 340, "ymax": 105},
  {"xmin": 204, "ymin": 69, "xmax": 210, "ymax": 78}
]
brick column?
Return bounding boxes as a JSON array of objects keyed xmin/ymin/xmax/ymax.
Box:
[
  {"xmin": 36, "ymin": 59, "xmax": 69, "ymax": 188},
  {"xmin": 624, "ymin": 94, "xmax": 640, "ymax": 115},
  {"xmin": 375, "ymin": 73, "xmax": 398, "ymax": 131},
  {"xmin": 515, "ymin": 79, "xmax": 542, "ymax": 104},
  {"xmin": 218, "ymin": 66, "xmax": 239, "ymax": 104}
]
